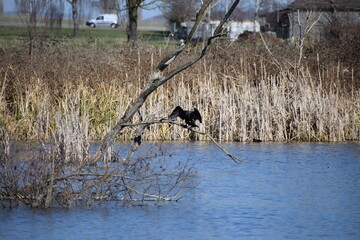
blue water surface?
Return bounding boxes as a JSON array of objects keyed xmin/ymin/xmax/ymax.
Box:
[{"xmin": 1, "ymin": 142, "xmax": 359, "ymax": 240}]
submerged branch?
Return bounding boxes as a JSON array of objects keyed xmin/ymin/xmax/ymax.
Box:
[{"xmin": 111, "ymin": 182, "xmax": 180, "ymax": 202}]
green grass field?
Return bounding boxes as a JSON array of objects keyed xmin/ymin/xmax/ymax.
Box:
[{"xmin": 0, "ymin": 15, "xmax": 174, "ymax": 47}]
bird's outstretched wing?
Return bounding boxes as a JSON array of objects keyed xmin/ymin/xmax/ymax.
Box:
[
  {"xmin": 168, "ymin": 106, "xmax": 183, "ymax": 119},
  {"xmin": 193, "ymin": 108, "xmax": 202, "ymax": 123}
]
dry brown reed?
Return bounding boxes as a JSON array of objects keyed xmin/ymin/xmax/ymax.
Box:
[
  {"xmin": 0, "ymin": 38, "xmax": 359, "ymax": 142},
  {"xmin": 0, "ymin": 96, "xmax": 194, "ymax": 208}
]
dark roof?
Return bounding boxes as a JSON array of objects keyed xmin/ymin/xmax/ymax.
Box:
[{"xmin": 285, "ymin": 0, "xmax": 360, "ymax": 11}]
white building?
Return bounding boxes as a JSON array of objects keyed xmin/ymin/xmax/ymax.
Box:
[{"xmin": 185, "ymin": 20, "xmax": 260, "ymax": 40}]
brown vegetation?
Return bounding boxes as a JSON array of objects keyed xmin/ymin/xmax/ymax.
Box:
[
  {"xmin": 1, "ymin": 0, "xmax": 358, "ymax": 209},
  {"xmin": 0, "ymin": 122, "xmax": 195, "ymax": 208},
  {"xmin": 1, "ymin": 35, "xmax": 359, "ymax": 142},
  {"xmin": 0, "ymin": 0, "xmax": 242, "ymax": 208}
]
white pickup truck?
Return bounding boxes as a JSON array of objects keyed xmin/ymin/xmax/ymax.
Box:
[{"xmin": 86, "ymin": 14, "xmax": 118, "ymax": 28}]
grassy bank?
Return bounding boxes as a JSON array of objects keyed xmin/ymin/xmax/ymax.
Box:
[
  {"xmin": 0, "ymin": 25, "xmax": 172, "ymax": 48},
  {"xmin": 0, "ymin": 34, "xmax": 359, "ymax": 142}
]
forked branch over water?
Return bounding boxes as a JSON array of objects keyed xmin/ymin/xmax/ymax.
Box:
[
  {"xmin": 122, "ymin": 120, "xmax": 242, "ymax": 164},
  {"xmin": 91, "ymin": 0, "xmax": 241, "ymax": 164}
]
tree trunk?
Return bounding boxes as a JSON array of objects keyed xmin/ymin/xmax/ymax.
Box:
[
  {"xmin": 126, "ymin": 0, "xmax": 139, "ymax": 43},
  {"xmin": 67, "ymin": 0, "xmax": 79, "ymax": 37},
  {"xmin": 254, "ymin": 0, "xmax": 260, "ymax": 33}
]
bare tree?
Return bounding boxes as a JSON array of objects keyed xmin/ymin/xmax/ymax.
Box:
[
  {"xmin": 125, "ymin": 0, "xmax": 141, "ymax": 42},
  {"xmin": 0, "ymin": 0, "xmax": 3, "ymax": 14},
  {"xmin": 92, "ymin": 0, "xmax": 157, "ymax": 42},
  {"xmin": 66, "ymin": 0, "xmax": 80, "ymax": 37},
  {"xmin": 93, "ymin": 0, "xmax": 118, "ymax": 13},
  {"xmin": 92, "ymin": 0, "xmax": 241, "ymax": 164},
  {"xmin": 94, "ymin": 0, "xmax": 175, "ymax": 42},
  {"xmin": 45, "ymin": 0, "xmax": 65, "ymax": 30},
  {"xmin": 14, "ymin": 0, "xmax": 65, "ymax": 58},
  {"xmin": 14, "ymin": 0, "xmax": 45, "ymax": 57},
  {"xmin": 254, "ymin": 0, "xmax": 261, "ymax": 32},
  {"xmin": 15, "ymin": 0, "xmax": 28, "ymax": 13},
  {"xmin": 124, "ymin": 0, "xmax": 160, "ymax": 42},
  {"xmin": 125, "ymin": 0, "xmax": 163, "ymax": 42},
  {"xmin": 210, "ymin": 0, "xmax": 257, "ymax": 21},
  {"xmin": 161, "ymin": 0, "xmax": 200, "ymax": 25}
]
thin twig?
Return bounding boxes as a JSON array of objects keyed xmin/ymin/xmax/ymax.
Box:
[
  {"xmin": 111, "ymin": 181, "xmax": 179, "ymax": 201},
  {"xmin": 121, "ymin": 119, "xmax": 243, "ymax": 164}
]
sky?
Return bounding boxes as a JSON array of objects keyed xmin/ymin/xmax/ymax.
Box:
[{"xmin": 3, "ymin": 0, "xmax": 17, "ymax": 14}]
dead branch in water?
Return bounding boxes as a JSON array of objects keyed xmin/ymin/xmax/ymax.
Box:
[
  {"xmin": 0, "ymin": 106, "xmax": 196, "ymax": 208},
  {"xmin": 121, "ymin": 119, "xmax": 242, "ymax": 164}
]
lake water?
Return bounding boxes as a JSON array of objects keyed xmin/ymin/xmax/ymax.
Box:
[{"xmin": 1, "ymin": 142, "xmax": 359, "ymax": 239}]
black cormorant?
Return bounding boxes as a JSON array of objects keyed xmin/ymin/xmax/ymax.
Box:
[{"xmin": 168, "ymin": 106, "xmax": 202, "ymax": 127}]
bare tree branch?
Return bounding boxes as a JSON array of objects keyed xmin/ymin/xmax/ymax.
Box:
[
  {"xmin": 124, "ymin": 116, "xmax": 151, "ymax": 165},
  {"xmin": 91, "ymin": 0, "xmax": 241, "ymax": 164},
  {"xmin": 186, "ymin": 0, "xmax": 213, "ymax": 42},
  {"xmin": 109, "ymin": 119, "xmax": 243, "ymax": 164}
]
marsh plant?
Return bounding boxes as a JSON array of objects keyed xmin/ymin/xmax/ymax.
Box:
[
  {"xmin": 1, "ymin": 0, "xmax": 359, "ymax": 208},
  {"xmin": 0, "ymin": 92, "xmax": 196, "ymax": 208},
  {"xmin": 0, "ymin": 114, "xmax": 195, "ymax": 208},
  {"xmin": 0, "ymin": 0, "xmax": 244, "ymax": 208},
  {"xmin": 1, "ymin": 37, "xmax": 359, "ymax": 142}
]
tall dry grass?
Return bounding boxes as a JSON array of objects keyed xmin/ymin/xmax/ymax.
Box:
[{"xmin": 0, "ymin": 38, "xmax": 359, "ymax": 142}]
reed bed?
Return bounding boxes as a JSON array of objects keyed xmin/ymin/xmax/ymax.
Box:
[{"xmin": 0, "ymin": 39, "xmax": 359, "ymax": 142}]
